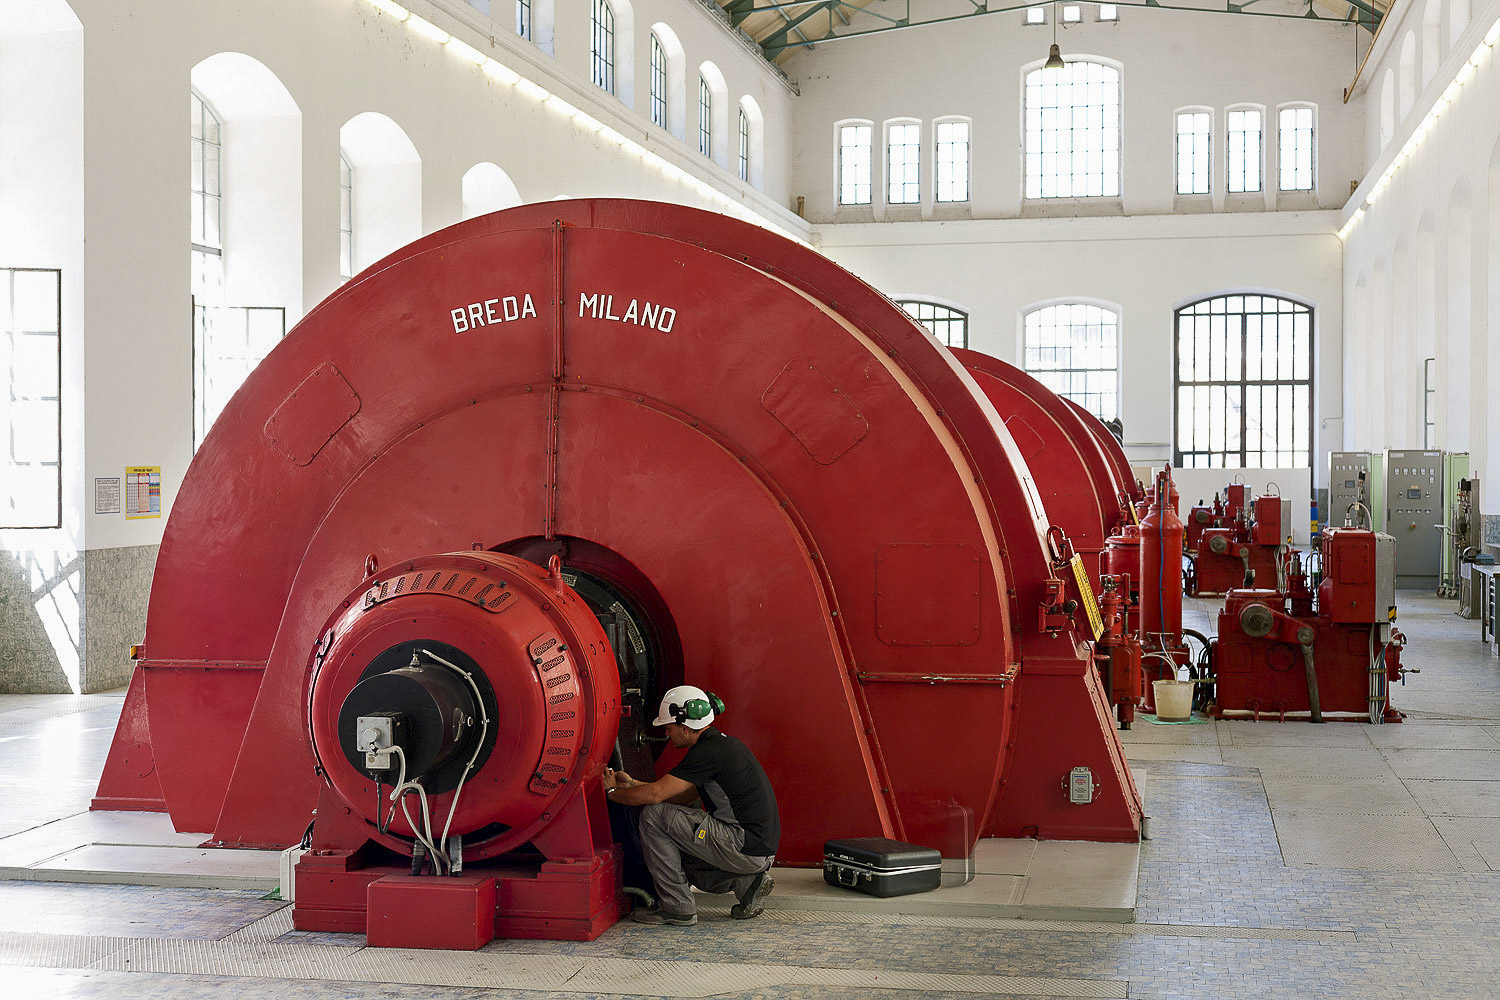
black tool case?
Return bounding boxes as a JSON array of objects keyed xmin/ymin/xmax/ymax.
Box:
[{"xmin": 822, "ymin": 837, "xmax": 941, "ymax": 897}]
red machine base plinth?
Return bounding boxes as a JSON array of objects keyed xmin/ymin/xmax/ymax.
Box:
[
  {"xmin": 368, "ymin": 874, "xmax": 497, "ymax": 950},
  {"xmin": 296, "ymin": 847, "xmax": 625, "ymax": 944}
]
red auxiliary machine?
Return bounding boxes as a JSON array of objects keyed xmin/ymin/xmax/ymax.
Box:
[
  {"xmin": 92, "ymin": 201, "xmax": 1141, "ymax": 948},
  {"xmin": 1210, "ymin": 526, "xmax": 1413, "ymax": 722},
  {"xmin": 1187, "ymin": 486, "xmax": 1295, "ymax": 597}
]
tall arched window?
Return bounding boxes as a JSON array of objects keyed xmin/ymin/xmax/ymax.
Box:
[
  {"xmin": 339, "ymin": 153, "xmax": 353, "ymax": 282},
  {"xmin": 1174, "ymin": 294, "xmax": 1311, "ymax": 469},
  {"xmin": 650, "ymin": 31, "xmax": 667, "ymax": 129},
  {"xmin": 591, "ymin": 0, "xmax": 615, "ymax": 95},
  {"xmin": 1226, "ymin": 106, "xmax": 1263, "ymax": 194},
  {"xmin": 837, "ymin": 119, "xmax": 873, "ymax": 206},
  {"xmin": 898, "ymin": 300, "xmax": 967, "ymax": 348},
  {"xmin": 1024, "ymin": 60, "xmax": 1120, "ymax": 199},
  {"xmin": 1022, "ymin": 303, "xmax": 1120, "ymax": 421},
  {"xmin": 934, "ymin": 117, "xmax": 971, "ymax": 203},
  {"xmin": 1277, "ymin": 104, "xmax": 1315, "ymax": 192},
  {"xmin": 190, "ymin": 90, "xmax": 223, "ymax": 302},
  {"xmin": 698, "ymin": 73, "xmax": 712, "ymax": 157},
  {"xmin": 738, "ymin": 107, "xmax": 749, "ymax": 181}
]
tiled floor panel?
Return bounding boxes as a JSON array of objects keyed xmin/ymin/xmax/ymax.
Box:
[{"xmin": 3, "ymin": 591, "xmax": 1500, "ymax": 997}]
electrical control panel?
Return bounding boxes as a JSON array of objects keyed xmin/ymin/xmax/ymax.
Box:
[
  {"xmin": 1330, "ymin": 452, "xmax": 1374, "ymax": 528},
  {"xmin": 1385, "ymin": 450, "xmax": 1443, "ymax": 587}
]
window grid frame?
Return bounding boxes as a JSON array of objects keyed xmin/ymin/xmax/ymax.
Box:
[
  {"xmin": 650, "ymin": 33, "xmax": 668, "ymax": 129},
  {"xmin": 1226, "ymin": 107, "xmax": 1264, "ymax": 194},
  {"xmin": 190, "ymin": 90, "xmax": 222, "ymax": 256},
  {"xmin": 339, "ymin": 154, "xmax": 353, "ymax": 282},
  {"xmin": 887, "ymin": 121, "xmax": 921, "ymax": 205},
  {"xmin": 2, "ymin": 267, "xmax": 63, "ymax": 530},
  {"xmin": 516, "ymin": 0, "xmax": 531, "ymax": 39},
  {"xmin": 1024, "ymin": 61, "xmax": 1122, "ymax": 200},
  {"xmin": 1022, "ymin": 302, "xmax": 1121, "ymax": 423},
  {"xmin": 193, "ymin": 303, "xmax": 287, "ymax": 453},
  {"xmin": 738, "ymin": 108, "xmax": 750, "ymax": 181},
  {"xmin": 591, "ymin": 0, "xmax": 615, "ymax": 95},
  {"xmin": 1278, "ymin": 104, "xmax": 1315, "ymax": 192},
  {"xmin": 1173, "ymin": 294, "xmax": 1313, "ymax": 470},
  {"xmin": 1175, "ymin": 109, "xmax": 1211, "ymax": 196},
  {"xmin": 699, "ymin": 75, "xmax": 712, "ymax": 157},
  {"xmin": 838, "ymin": 122, "xmax": 873, "ymax": 206},
  {"xmin": 898, "ymin": 300, "xmax": 968, "ymax": 349},
  {"xmin": 935, "ymin": 118, "xmax": 971, "ymax": 204}
]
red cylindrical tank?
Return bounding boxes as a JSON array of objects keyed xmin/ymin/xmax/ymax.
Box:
[
  {"xmin": 1103, "ymin": 525, "xmax": 1142, "ymax": 635},
  {"xmin": 1139, "ymin": 472, "xmax": 1184, "ymax": 645}
]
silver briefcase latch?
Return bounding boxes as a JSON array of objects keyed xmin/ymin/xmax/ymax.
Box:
[{"xmin": 1064, "ymin": 766, "xmax": 1097, "ymax": 804}]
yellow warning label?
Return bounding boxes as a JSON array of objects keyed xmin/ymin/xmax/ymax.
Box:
[{"xmin": 1070, "ymin": 554, "xmax": 1105, "ymax": 641}]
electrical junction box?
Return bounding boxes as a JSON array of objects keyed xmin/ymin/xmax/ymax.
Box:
[
  {"xmin": 1066, "ymin": 767, "xmax": 1097, "ymax": 804},
  {"xmin": 1385, "ymin": 450, "xmax": 1443, "ymax": 588}
]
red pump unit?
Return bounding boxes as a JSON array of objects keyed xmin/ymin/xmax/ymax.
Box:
[
  {"xmin": 92, "ymin": 201, "xmax": 1142, "ymax": 947},
  {"xmin": 1188, "ymin": 489, "xmax": 1294, "ymax": 597},
  {"xmin": 1210, "ymin": 527, "xmax": 1411, "ymax": 722}
]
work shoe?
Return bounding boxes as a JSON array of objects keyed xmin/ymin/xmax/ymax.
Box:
[
  {"xmin": 731, "ymin": 871, "xmax": 774, "ymax": 919},
  {"xmin": 630, "ymin": 906, "xmax": 697, "ymax": 926}
]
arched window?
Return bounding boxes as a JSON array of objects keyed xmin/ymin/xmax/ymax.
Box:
[
  {"xmin": 650, "ymin": 32, "xmax": 667, "ymax": 129},
  {"xmin": 189, "ymin": 55, "xmax": 301, "ymax": 452},
  {"xmin": 190, "ymin": 90, "xmax": 223, "ymax": 300},
  {"xmin": 738, "ymin": 107, "xmax": 749, "ymax": 181},
  {"xmin": 1174, "ymin": 294, "xmax": 1311, "ymax": 469},
  {"xmin": 1024, "ymin": 60, "xmax": 1120, "ymax": 199},
  {"xmin": 886, "ymin": 118, "xmax": 920, "ymax": 205},
  {"xmin": 934, "ymin": 117, "xmax": 971, "ymax": 203},
  {"xmin": 898, "ymin": 300, "xmax": 968, "ymax": 348},
  {"xmin": 837, "ymin": 119, "xmax": 873, "ymax": 206},
  {"xmin": 1174, "ymin": 108, "xmax": 1211, "ymax": 195},
  {"xmin": 1380, "ymin": 69, "xmax": 1395, "ymax": 147},
  {"xmin": 739, "ymin": 96, "xmax": 764, "ymax": 188},
  {"xmin": 461, "ymin": 162, "xmax": 522, "ymax": 219},
  {"xmin": 1022, "ymin": 303, "xmax": 1120, "ymax": 421},
  {"xmin": 591, "ymin": 0, "xmax": 615, "ymax": 95},
  {"xmin": 698, "ymin": 74, "xmax": 712, "ymax": 156},
  {"xmin": 1398, "ymin": 32, "xmax": 1417, "ymax": 119},
  {"xmin": 1226, "ymin": 106, "xmax": 1263, "ymax": 193},
  {"xmin": 339, "ymin": 154, "xmax": 353, "ymax": 282},
  {"xmin": 1277, "ymin": 104, "xmax": 1315, "ymax": 192}
]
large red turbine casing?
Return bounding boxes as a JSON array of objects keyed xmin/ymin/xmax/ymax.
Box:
[
  {"xmin": 94, "ymin": 202, "xmax": 1141, "ymax": 905},
  {"xmin": 951, "ymin": 349, "xmax": 1129, "ymax": 582}
]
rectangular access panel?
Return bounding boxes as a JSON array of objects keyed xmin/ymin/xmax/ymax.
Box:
[{"xmin": 1385, "ymin": 450, "xmax": 1443, "ymax": 588}]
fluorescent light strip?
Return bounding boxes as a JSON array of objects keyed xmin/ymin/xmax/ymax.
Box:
[
  {"xmin": 357, "ymin": 0, "xmax": 802, "ymax": 243},
  {"xmin": 1341, "ymin": 15, "xmax": 1500, "ymax": 240}
]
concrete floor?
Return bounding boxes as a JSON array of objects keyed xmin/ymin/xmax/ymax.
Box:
[{"xmin": 1, "ymin": 589, "xmax": 1499, "ymax": 997}]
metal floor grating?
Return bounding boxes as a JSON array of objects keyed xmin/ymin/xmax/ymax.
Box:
[
  {"xmin": 0, "ymin": 925, "xmax": 1132, "ymax": 998},
  {"xmin": 0, "ymin": 696, "xmax": 122, "ymax": 727}
]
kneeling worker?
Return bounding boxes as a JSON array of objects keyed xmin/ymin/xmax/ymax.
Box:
[{"xmin": 602, "ymin": 685, "xmax": 779, "ymax": 926}]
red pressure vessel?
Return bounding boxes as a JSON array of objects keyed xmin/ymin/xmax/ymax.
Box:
[
  {"xmin": 1103, "ymin": 525, "xmax": 1143, "ymax": 635},
  {"xmin": 1139, "ymin": 469, "xmax": 1184, "ymax": 645}
]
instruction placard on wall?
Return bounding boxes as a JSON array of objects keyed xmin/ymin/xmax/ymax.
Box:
[
  {"xmin": 94, "ymin": 478, "xmax": 122, "ymax": 515},
  {"xmin": 125, "ymin": 467, "xmax": 161, "ymax": 519}
]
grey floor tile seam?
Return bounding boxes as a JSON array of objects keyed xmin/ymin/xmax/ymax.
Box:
[
  {"xmin": 692, "ymin": 907, "xmax": 1354, "ymax": 942},
  {"xmin": 0, "ymin": 929, "xmax": 1133, "ymax": 998}
]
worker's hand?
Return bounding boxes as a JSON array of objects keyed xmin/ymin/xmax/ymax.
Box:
[{"xmin": 602, "ymin": 767, "xmax": 619, "ymax": 791}]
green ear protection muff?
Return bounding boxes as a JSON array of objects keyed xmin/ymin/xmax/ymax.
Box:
[{"xmin": 670, "ymin": 692, "xmax": 726, "ymax": 723}]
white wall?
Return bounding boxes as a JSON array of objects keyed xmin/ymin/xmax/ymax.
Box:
[
  {"xmin": 1343, "ymin": 0, "xmax": 1500, "ymax": 522},
  {"xmin": 27, "ymin": 0, "xmax": 802, "ymax": 555},
  {"xmin": 787, "ymin": 8, "xmax": 1360, "ymax": 223}
]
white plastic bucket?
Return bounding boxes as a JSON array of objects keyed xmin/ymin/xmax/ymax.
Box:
[{"xmin": 1152, "ymin": 679, "xmax": 1194, "ymax": 722}]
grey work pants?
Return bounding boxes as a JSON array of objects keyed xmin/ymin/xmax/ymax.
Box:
[{"xmin": 638, "ymin": 802, "xmax": 773, "ymax": 916}]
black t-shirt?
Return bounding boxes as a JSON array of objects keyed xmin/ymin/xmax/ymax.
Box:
[{"xmin": 669, "ymin": 728, "xmax": 780, "ymax": 857}]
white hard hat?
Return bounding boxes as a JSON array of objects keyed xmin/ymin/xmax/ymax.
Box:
[{"xmin": 652, "ymin": 685, "xmax": 724, "ymax": 730}]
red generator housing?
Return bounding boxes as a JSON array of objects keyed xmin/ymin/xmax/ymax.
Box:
[
  {"xmin": 92, "ymin": 200, "xmax": 1142, "ymax": 947},
  {"xmin": 1211, "ymin": 528, "xmax": 1406, "ymax": 722}
]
